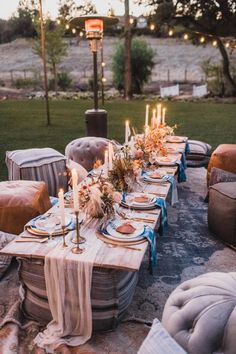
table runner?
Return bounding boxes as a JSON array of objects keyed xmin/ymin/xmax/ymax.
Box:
[{"xmin": 34, "ymin": 228, "xmax": 100, "ymax": 353}]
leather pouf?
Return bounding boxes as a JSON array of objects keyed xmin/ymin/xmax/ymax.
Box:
[
  {"xmin": 0, "ymin": 180, "xmax": 51, "ymax": 235},
  {"xmin": 208, "ymin": 181, "xmax": 236, "ymax": 246},
  {"xmin": 207, "ymin": 144, "xmax": 236, "ymax": 185},
  {"xmin": 162, "ymin": 272, "xmax": 236, "ymax": 354}
]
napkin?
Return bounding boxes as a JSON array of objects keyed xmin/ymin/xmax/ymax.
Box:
[
  {"xmin": 154, "ymin": 198, "xmax": 168, "ymax": 236},
  {"xmin": 162, "ymin": 175, "xmax": 178, "ymax": 205},
  {"xmin": 185, "ymin": 140, "xmax": 190, "ymax": 154},
  {"xmin": 176, "ymin": 160, "xmax": 187, "ymax": 183}
]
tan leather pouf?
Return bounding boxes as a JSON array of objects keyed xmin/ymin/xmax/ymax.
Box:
[
  {"xmin": 208, "ymin": 181, "xmax": 236, "ymax": 247},
  {"xmin": 207, "ymin": 144, "xmax": 236, "ymax": 185},
  {"xmin": 0, "ymin": 180, "xmax": 51, "ymax": 235}
]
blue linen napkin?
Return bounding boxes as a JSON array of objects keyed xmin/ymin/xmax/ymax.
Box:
[
  {"xmin": 142, "ymin": 171, "xmax": 178, "ymax": 205},
  {"xmin": 185, "ymin": 140, "xmax": 190, "ymax": 154},
  {"xmin": 176, "ymin": 160, "xmax": 187, "ymax": 183},
  {"xmin": 122, "ymin": 192, "xmax": 168, "ymax": 236},
  {"xmin": 100, "ymin": 222, "xmax": 157, "ymax": 272},
  {"xmin": 50, "ymin": 196, "xmax": 59, "ymax": 207}
]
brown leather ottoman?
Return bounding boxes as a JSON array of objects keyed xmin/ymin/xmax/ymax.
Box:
[
  {"xmin": 208, "ymin": 181, "xmax": 236, "ymax": 247},
  {"xmin": 0, "ymin": 180, "xmax": 51, "ymax": 235},
  {"xmin": 207, "ymin": 144, "xmax": 236, "ymax": 185}
]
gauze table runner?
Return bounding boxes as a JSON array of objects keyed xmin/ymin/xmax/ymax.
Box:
[{"xmin": 34, "ymin": 225, "xmax": 100, "ymax": 353}]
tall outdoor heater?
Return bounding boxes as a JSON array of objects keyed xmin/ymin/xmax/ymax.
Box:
[{"xmin": 70, "ymin": 15, "xmax": 118, "ymax": 137}]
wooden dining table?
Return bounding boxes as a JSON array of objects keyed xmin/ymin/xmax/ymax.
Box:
[{"xmin": 0, "ymin": 142, "xmax": 186, "ymax": 332}]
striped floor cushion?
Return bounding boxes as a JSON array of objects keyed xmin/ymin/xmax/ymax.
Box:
[
  {"xmin": 0, "ymin": 231, "xmax": 16, "ymax": 279},
  {"xmin": 18, "ymin": 258, "xmax": 138, "ymax": 332},
  {"xmin": 5, "ymin": 148, "xmax": 69, "ymax": 197},
  {"xmin": 138, "ymin": 319, "xmax": 187, "ymax": 354},
  {"xmin": 186, "ymin": 140, "xmax": 212, "ymax": 168}
]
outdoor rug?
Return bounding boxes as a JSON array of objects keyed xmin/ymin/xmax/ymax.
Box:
[{"xmin": 0, "ymin": 167, "xmax": 236, "ymax": 353}]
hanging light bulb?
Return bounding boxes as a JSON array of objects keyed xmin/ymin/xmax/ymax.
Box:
[
  {"xmin": 101, "ymin": 62, "xmax": 106, "ymax": 67},
  {"xmin": 129, "ymin": 17, "xmax": 134, "ymax": 25},
  {"xmin": 200, "ymin": 36, "xmax": 205, "ymax": 43},
  {"xmin": 168, "ymin": 29, "xmax": 174, "ymax": 36},
  {"xmin": 102, "ymin": 77, "xmax": 107, "ymax": 83},
  {"xmin": 57, "ymin": 19, "xmax": 61, "ymax": 25},
  {"xmin": 183, "ymin": 33, "xmax": 189, "ymax": 40},
  {"xmin": 72, "ymin": 28, "xmax": 76, "ymax": 34},
  {"xmin": 79, "ymin": 31, "xmax": 84, "ymax": 37},
  {"xmin": 150, "ymin": 23, "xmax": 155, "ymax": 31},
  {"xmin": 225, "ymin": 42, "xmax": 230, "ymax": 48},
  {"xmin": 212, "ymin": 40, "xmax": 217, "ymax": 47},
  {"xmin": 65, "ymin": 24, "xmax": 70, "ymax": 30}
]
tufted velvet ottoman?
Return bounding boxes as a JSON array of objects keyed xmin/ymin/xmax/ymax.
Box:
[
  {"xmin": 208, "ymin": 181, "xmax": 236, "ymax": 247},
  {"xmin": 162, "ymin": 272, "xmax": 236, "ymax": 354},
  {"xmin": 0, "ymin": 180, "xmax": 51, "ymax": 234},
  {"xmin": 207, "ymin": 144, "xmax": 236, "ymax": 185},
  {"xmin": 65, "ymin": 137, "xmax": 119, "ymax": 171}
]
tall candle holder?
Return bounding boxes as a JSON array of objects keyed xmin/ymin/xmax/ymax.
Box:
[
  {"xmin": 61, "ymin": 225, "xmax": 68, "ymax": 249},
  {"xmin": 72, "ymin": 211, "xmax": 85, "ymax": 254}
]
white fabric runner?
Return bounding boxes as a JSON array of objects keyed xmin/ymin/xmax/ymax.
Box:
[{"xmin": 34, "ymin": 227, "xmax": 100, "ymax": 353}]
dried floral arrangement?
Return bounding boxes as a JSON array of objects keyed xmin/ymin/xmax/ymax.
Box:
[
  {"xmin": 78, "ymin": 175, "xmax": 121, "ymax": 219},
  {"xmin": 108, "ymin": 145, "xmax": 142, "ymax": 192}
]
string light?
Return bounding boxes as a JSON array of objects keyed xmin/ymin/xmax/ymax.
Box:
[
  {"xmin": 183, "ymin": 33, "xmax": 189, "ymax": 40},
  {"xmin": 129, "ymin": 17, "xmax": 134, "ymax": 25},
  {"xmin": 57, "ymin": 19, "xmax": 61, "ymax": 25},
  {"xmin": 212, "ymin": 40, "xmax": 217, "ymax": 47},
  {"xmin": 200, "ymin": 36, "xmax": 205, "ymax": 43},
  {"xmin": 150, "ymin": 23, "xmax": 155, "ymax": 31},
  {"xmin": 79, "ymin": 31, "xmax": 84, "ymax": 37},
  {"xmin": 168, "ymin": 29, "xmax": 174, "ymax": 36},
  {"xmin": 225, "ymin": 42, "xmax": 230, "ymax": 48},
  {"xmin": 65, "ymin": 24, "xmax": 70, "ymax": 30},
  {"xmin": 101, "ymin": 62, "xmax": 106, "ymax": 67},
  {"xmin": 72, "ymin": 28, "xmax": 76, "ymax": 34},
  {"xmin": 102, "ymin": 77, "xmax": 107, "ymax": 83}
]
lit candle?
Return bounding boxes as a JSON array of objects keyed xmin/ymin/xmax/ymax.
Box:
[
  {"xmin": 104, "ymin": 150, "xmax": 109, "ymax": 178},
  {"xmin": 108, "ymin": 143, "xmax": 113, "ymax": 170},
  {"xmin": 152, "ymin": 109, "xmax": 156, "ymax": 128},
  {"xmin": 72, "ymin": 169, "xmax": 79, "ymax": 212},
  {"xmin": 125, "ymin": 120, "xmax": 130, "ymax": 144},
  {"xmin": 58, "ymin": 189, "xmax": 65, "ymax": 227},
  {"xmin": 157, "ymin": 104, "xmax": 162, "ymax": 125},
  {"xmin": 145, "ymin": 104, "xmax": 149, "ymax": 127},
  {"xmin": 162, "ymin": 108, "xmax": 166, "ymax": 125}
]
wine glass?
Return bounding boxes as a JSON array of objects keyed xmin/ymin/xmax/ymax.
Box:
[{"xmin": 46, "ymin": 217, "xmax": 58, "ymax": 244}]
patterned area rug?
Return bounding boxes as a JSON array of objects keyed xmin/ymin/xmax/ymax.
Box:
[{"xmin": 0, "ymin": 168, "xmax": 236, "ymax": 353}]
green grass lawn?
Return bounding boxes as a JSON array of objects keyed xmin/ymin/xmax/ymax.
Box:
[{"xmin": 0, "ymin": 99, "xmax": 235, "ymax": 181}]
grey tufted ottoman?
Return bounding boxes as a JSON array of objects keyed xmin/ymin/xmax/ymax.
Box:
[
  {"xmin": 162, "ymin": 272, "xmax": 236, "ymax": 354},
  {"xmin": 65, "ymin": 137, "xmax": 120, "ymax": 171}
]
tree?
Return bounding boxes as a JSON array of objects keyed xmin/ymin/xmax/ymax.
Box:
[
  {"xmin": 112, "ymin": 38, "xmax": 155, "ymax": 94},
  {"xmin": 124, "ymin": 0, "xmax": 133, "ymax": 100},
  {"xmin": 33, "ymin": 20, "xmax": 67, "ymax": 93},
  {"xmin": 142, "ymin": 0, "xmax": 236, "ymax": 96},
  {"xmin": 58, "ymin": 0, "xmax": 96, "ymax": 21},
  {"xmin": 9, "ymin": 0, "xmax": 38, "ymax": 38}
]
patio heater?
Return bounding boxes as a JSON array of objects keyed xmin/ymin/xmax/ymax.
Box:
[{"xmin": 70, "ymin": 15, "xmax": 118, "ymax": 137}]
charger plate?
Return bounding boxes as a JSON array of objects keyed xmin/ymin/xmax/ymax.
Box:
[
  {"xmin": 96, "ymin": 230, "xmax": 146, "ymax": 246},
  {"xmin": 26, "ymin": 215, "xmax": 72, "ymax": 237}
]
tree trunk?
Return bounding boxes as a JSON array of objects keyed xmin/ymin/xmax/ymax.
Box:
[
  {"xmin": 218, "ymin": 38, "xmax": 236, "ymax": 96},
  {"xmin": 124, "ymin": 0, "xmax": 132, "ymax": 100},
  {"xmin": 53, "ymin": 62, "xmax": 58, "ymax": 93}
]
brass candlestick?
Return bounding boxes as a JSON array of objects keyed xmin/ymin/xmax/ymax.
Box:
[
  {"xmin": 61, "ymin": 225, "xmax": 68, "ymax": 249},
  {"xmin": 71, "ymin": 210, "xmax": 86, "ymax": 244},
  {"xmin": 72, "ymin": 211, "xmax": 85, "ymax": 254}
]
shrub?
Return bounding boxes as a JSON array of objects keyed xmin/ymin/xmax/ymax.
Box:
[
  {"xmin": 49, "ymin": 72, "xmax": 72, "ymax": 91},
  {"xmin": 14, "ymin": 78, "xmax": 40, "ymax": 89},
  {"xmin": 112, "ymin": 37, "xmax": 155, "ymax": 94},
  {"xmin": 201, "ymin": 58, "xmax": 236, "ymax": 97}
]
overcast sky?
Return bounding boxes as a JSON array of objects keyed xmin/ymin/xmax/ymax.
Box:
[{"xmin": 1, "ymin": 0, "xmax": 150, "ymax": 19}]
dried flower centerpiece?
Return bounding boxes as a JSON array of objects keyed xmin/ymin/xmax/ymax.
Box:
[
  {"xmin": 109, "ymin": 145, "xmax": 142, "ymax": 192},
  {"xmin": 78, "ymin": 176, "xmax": 121, "ymax": 219}
]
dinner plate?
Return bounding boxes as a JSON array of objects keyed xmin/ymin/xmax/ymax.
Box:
[
  {"xmin": 143, "ymin": 170, "xmax": 166, "ymax": 183},
  {"xmin": 156, "ymin": 157, "xmax": 177, "ymax": 166},
  {"xmin": 34, "ymin": 215, "xmax": 71, "ymax": 231},
  {"xmin": 101, "ymin": 220, "xmax": 145, "ymax": 242},
  {"xmin": 121, "ymin": 193, "xmax": 157, "ymax": 210},
  {"xmin": 166, "ymin": 136, "xmax": 186, "ymax": 143}
]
